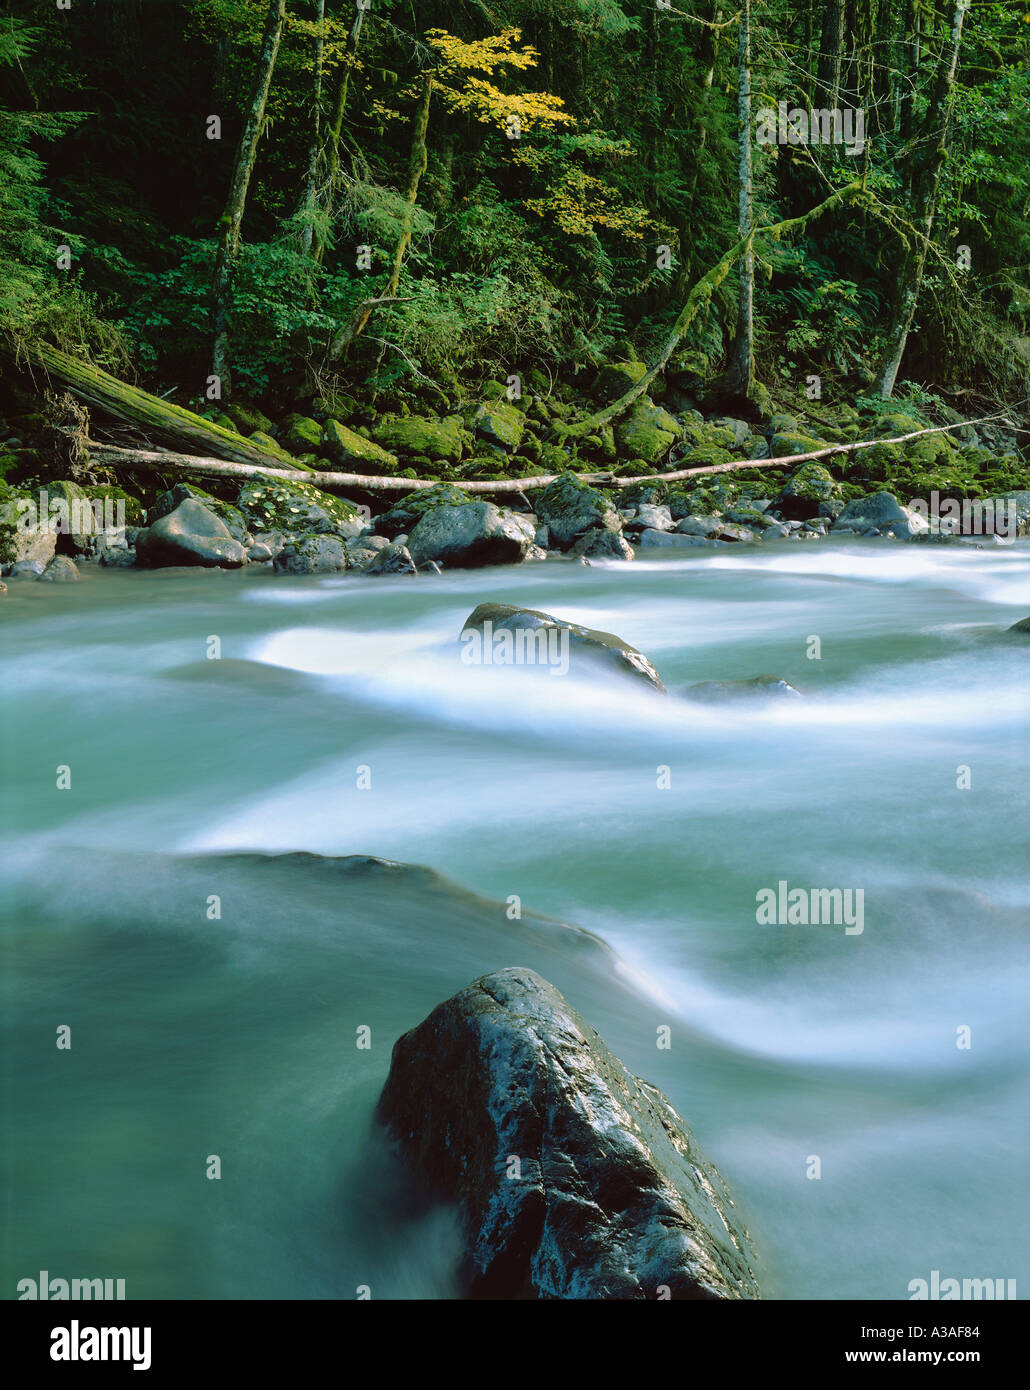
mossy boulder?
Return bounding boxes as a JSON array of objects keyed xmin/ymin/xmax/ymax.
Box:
[
  {"xmin": 374, "ymin": 482, "xmax": 473, "ymax": 539},
  {"xmin": 614, "ymin": 397, "xmax": 680, "ymax": 464},
  {"xmin": 85, "ymin": 484, "xmax": 144, "ymax": 528},
  {"xmin": 590, "ymin": 361, "xmax": 648, "ymax": 404},
  {"xmin": 678, "ymin": 444, "xmax": 734, "ymax": 471},
  {"xmin": 374, "ymin": 414, "xmax": 464, "ymax": 463},
  {"xmin": 776, "ymin": 463, "xmax": 839, "ymax": 520},
  {"xmin": 322, "ymin": 418, "xmax": 397, "ymax": 471},
  {"xmin": 284, "ymin": 416, "xmax": 324, "ymax": 454},
  {"xmin": 535, "ymin": 473, "xmax": 622, "ymax": 550},
  {"xmin": 224, "ymin": 401, "xmax": 274, "ymax": 437},
  {"xmin": 236, "ymin": 478, "xmax": 363, "ymax": 539},
  {"xmin": 273, "ymin": 534, "xmax": 351, "ymax": 574},
  {"xmin": 770, "ymin": 431, "xmax": 833, "ymax": 459},
  {"xmin": 248, "ymin": 430, "xmax": 294, "ymax": 462},
  {"xmin": 474, "ymin": 401, "xmax": 525, "ymax": 451},
  {"xmin": 768, "ymin": 413, "xmax": 798, "ymax": 435}
]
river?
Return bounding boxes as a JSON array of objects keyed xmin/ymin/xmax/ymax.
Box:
[{"xmin": 2, "ymin": 539, "xmax": 1028, "ymax": 1299}]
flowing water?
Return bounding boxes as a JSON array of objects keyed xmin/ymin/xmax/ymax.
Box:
[{"xmin": 2, "ymin": 540, "xmax": 1028, "ymax": 1300}]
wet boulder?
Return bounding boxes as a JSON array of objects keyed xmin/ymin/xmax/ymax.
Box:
[
  {"xmin": 365, "ymin": 542, "xmax": 418, "ymax": 576},
  {"xmin": 272, "ymin": 534, "xmax": 349, "ymax": 574},
  {"xmin": 407, "ymin": 502, "xmax": 535, "ymax": 569},
  {"xmin": 461, "ymin": 603, "xmax": 665, "ymax": 692},
  {"xmin": 831, "ymin": 491, "xmax": 924, "ymax": 537},
  {"xmin": 376, "ymin": 967, "xmax": 761, "ymax": 1300},
  {"xmin": 38, "ymin": 555, "xmax": 80, "ymax": 583},
  {"xmin": 534, "ymin": 474, "xmax": 622, "ymax": 550},
  {"xmin": 571, "ymin": 528, "xmax": 635, "ymax": 561},
  {"xmin": 135, "ymin": 499, "xmax": 247, "ymax": 569}
]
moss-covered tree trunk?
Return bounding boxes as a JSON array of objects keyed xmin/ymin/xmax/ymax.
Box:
[
  {"xmin": 1, "ymin": 338, "xmax": 294, "ymax": 469},
  {"xmin": 211, "ymin": 0, "xmax": 286, "ymax": 396}
]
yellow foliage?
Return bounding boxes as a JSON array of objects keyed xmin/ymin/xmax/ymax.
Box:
[{"xmin": 525, "ymin": 167, "xmax": 649, "ymax": 242}]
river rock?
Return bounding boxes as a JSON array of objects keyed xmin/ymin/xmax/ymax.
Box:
[
  {"xmin": 1007, "ymin": 616, "xmax": 1030, "ymax": 634},
  {"xmin": 831, "ymin": 491, "xmax": 916, "ymax": 535},
  {"xmin": 272, "ymin": 534, "xmax": 349, "ymax": 574},
  {"xmin": 676, "ymin": 515, "xmax": 721, "ymax": 538},
  {"xmin": 571, "ymin": 527, "xmax": 635, "ymax": 561},
  {"xmin": 365, "ymin": 542, "xmax": 418, "ymax": 576},
  {"xmin": 684, "ymin": 675, "xmax": 802, "ymax": 702},
  {"xmin": 407, "ymin": 502, "xmax": 535, "ymax": 569},
  {"xmin": 534, "ymin": 474, "xmax": 622, "ymax": 550},
  {"xmin": 628, "ymin": 503, "xmax": 674, "ymax": 533},
  {"xmin": 374, "ymin": 483, "xmax": 473, "ymax": 539},
  {"xmin": 461, "ymin": 603, "xmax": 666, "ymax": 691},
  {"xmin": 135, "ymin": 499, "xmax": 248, "ymax": 569},
  {"xmin": 38, "ymin": 555, "xmax": 80, "ymax": 583},
  {"xmin": 776, "ymin": 462, "xmax": 839, "ymax": 521},
  {"xmin": 376, "ymin": 967, "xmax": 760, "ymax": 1300}
]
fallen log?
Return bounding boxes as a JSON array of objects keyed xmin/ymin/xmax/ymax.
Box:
[
  {"xmin": 90, "ymin": 414, "xmax": 1005, "ymax": 497},
  {"xmin": 0, "ymin": 337, "xmax": 296, "ymax": 471}
]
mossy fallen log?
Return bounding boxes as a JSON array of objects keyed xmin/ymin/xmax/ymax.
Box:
[{"xmin": 0, "ymin": 337, "xmax": 295, "ymax": 471}]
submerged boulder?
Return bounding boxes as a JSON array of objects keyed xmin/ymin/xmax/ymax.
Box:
[
  {"xmin": 461, "ymin": 603, "xmax": 665, "ymax": 691},
  {"xmin": 407, "ymin": 502, "xmax": 535, "ymax": 569},
  {"xmin": 135, "ymin": 499, "xmax": 247, "ymax": 569},
  {"xmin": 376, "ymin": 967, "xmax": 760, "ymax": 1300},
  {"xmin": 684, "ymin": 674, "xmax": 802, "ymax": 702}
]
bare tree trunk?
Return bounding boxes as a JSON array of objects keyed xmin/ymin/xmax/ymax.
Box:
[
  {"xmin": 725, "ymin": 0, "xmax": 754, "ymax": 398},
  {"xmin": 300, "ymin": 0, "xmax": 326, "ymax": 255},
  {"xmin": 330, "ymin": 73, "xmax": 433, "ymax": 358},
  {"xmin": 877, "ymin": 0, "xmax": 966, "ymax": 398},
  {"xmin": 211, "ymin": 0, "xmax": 287, "ymax": 396}
]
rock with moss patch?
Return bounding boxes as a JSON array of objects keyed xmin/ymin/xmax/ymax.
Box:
[
  {"xmin": 247, "ymin": 430, "xmax": 294, "ymax": 462},
  {"xmin": 474, "ymin": 401, "xmax": 525, "ymax": 452},
  {"xmin": 273, "ymin": 534, "xmax": 350, "ymax": 574},
  {"xmin": 571, "ymin": 528, "xmax": 635, "ymax": 561},
  {"xmin": 150, "ymin": 483, "xmax": 248, "ymax": 538},
  {"xmin": 407, "ymin": 503, "xmax": 535, "ymax": 569},
  {"xmin": 615, "ymin": 397, "xmax": 680, "ymax": 464},
  {"xmin": 236, "ymin": 479, "xmax": 363, "ymax": 539},
  {"xmin": 322, "ymin": 418, "xmax": 398, "ymax": 471},
  {"xmin": 224, "ymin": 401, "xmax": 274, "ymax": 437},
  {"xmin": 831, "ymin": 491, "xmax": 918, "ymax": 535},
  {"xmin": 136, "ymin": 499, "xmax": 248, "ymax": 569},
  {"xmin": 374, "ymin": 483, "xmax": 473, "ymax": 539},
  {"xmin": 590, "ymin": 361, "xmax": 648, "ymax": 404},
  {"xmin": 374, "ymin": 414, "xmax": 464, "ymax": 463},
  {"xmin": 535, "ymin": 473, "xmax": 622, "ymax": 550},
  {"xmin": 776, "ymin": 463, "xmax": 839, "ymax": 520}
]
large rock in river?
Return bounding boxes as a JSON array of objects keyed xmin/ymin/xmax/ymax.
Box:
[
  {"xmin": 407, "ymin": 502, "xmax": 535, "ymax": 568},
  {"xmin": 534, "ymin": 473, "xmax": 622, "ymax": 550},
  {"xmin": 462, "ymin": 603, "xmax": 666, "ymax": 691},
  {"xmin": 376, "ymin": 967, "xmax": 761, "ymax": 1300},
  {"xmin": 135, "ymin": 499, "xmax": 247, "ymax": 569}
]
